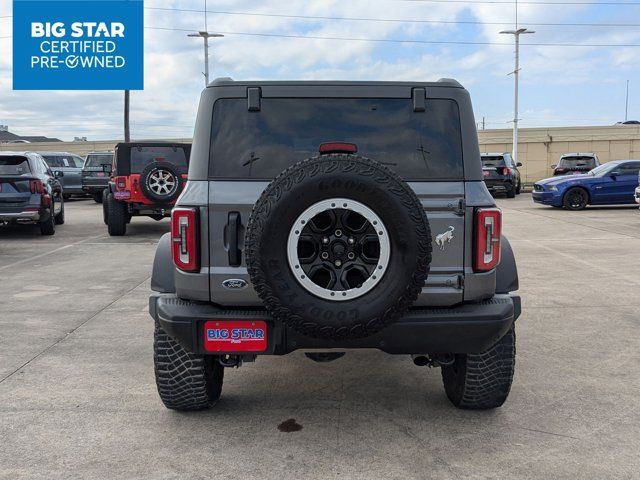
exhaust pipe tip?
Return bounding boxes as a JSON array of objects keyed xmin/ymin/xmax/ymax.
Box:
[{"xmin": 411, "ymin": 355, "xmax": 430, "ymax": 367}]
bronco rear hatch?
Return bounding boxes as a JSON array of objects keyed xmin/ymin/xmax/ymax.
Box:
[{"xmin": 204, "ymin": 91, "xmax": 467, "ymax": 307}]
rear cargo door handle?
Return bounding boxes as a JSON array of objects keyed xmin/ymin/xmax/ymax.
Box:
[{"xmin": 227, "ymin": 212, "xmax": 242, "ymax": 266}]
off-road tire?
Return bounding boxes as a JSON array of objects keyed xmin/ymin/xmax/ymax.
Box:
[
  {"xmin": 246, "ymin": 154, "xmax": 432, "ymax": 340},
  {"xmin": 441, "ymin": 327, "xmax": 516, "ymax": 410},
  {"xmin": 102, "ymin": 189, "xmax": 109, "ymax": 225},
  {"xmin": 93, "ymin": 192, "xmax": 103, "ymax": 204},
  {"xmin": 39, "ymin": 202, "xmax": 56, "ymax": 236},
  {"xmin": 107, "ymin": 193, "xmax": 127, "ymax": 236},
  {"xmin": 563, "ymin": 187, "xmax": 588, "ymax": 210},
  {"xmin": 54, "ymin": 198, "xmax": 65, "ymax": 225},
  {"xmin": 154, "ymin": 319, "xmax": 224, "ymax": 410},
  {"xmin": 140, "ymin": 162, "xmax": 184, "ymax": 204}
]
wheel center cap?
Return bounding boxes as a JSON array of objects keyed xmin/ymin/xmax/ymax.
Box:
[{"xmin": 332, "ymin": 242, "xmax": 346, "ymax": 257}]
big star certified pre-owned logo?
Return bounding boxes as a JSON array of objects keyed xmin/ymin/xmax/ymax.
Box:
[{"xmin": 12, "ymin": 0, "xmax": 143, "ymax": 90}]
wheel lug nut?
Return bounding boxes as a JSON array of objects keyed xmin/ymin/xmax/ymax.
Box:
[
  {"xmin": 335, "ymin": 230, "xmax": 342, "ymax": 237},
  {"xmin": 321, "ymin": 252, "xmax": 329, "ymax": 260},
  {"xmin": 347, "ymin": 252, "xmax": 355, "ymax": 260},
  {"xmin": 348, "ymin": 237, "xmax": 355, "ymax": 245},
  {"xmin": 335, "ymin": 260, "xmax": 342, "ymax": 267},
  {"xmin": 322, "ymin": 237, "xmax": 329, "ymax": 245}
]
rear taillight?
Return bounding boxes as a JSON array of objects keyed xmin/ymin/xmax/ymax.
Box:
[
  {"xmin": 115, "ymin": 176, "xmax": 127, "ymax": 190},
  {"xmin": 474, "ymin": 208, "xmax": 502, "ymax": 272},
  {"xmin": 171, "ymin": 208, "xmax": 199, "ymax": 272},
  {"xmin": 29, "ymin": 179, "xmax": 44, "ymax": 194},
  {"xmin": 503, "ymin": 167, "xmax": 511, "ymax": 176}
]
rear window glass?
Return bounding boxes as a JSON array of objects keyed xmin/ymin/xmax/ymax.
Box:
[
  {"xmin": 130, "ymin": 146, "xmax": 188, "ymax": 173},
  {"xmin": 209, "ymin": 98, "xmax": 463, "ymax": 180},
  {"xmin": 559, "ymin": 156, "xmax": 596, "ymax": 168},
  {"xmin": 85, "ymin": 154, "xmax": 113, "ymax": 167},
  {"xmin": 482, "ymin": 156, "xmax": 507, "ymax": 168},
  {"xmin": 0, "ymin": 156, "xmax": 31, "ymax": 175},
  {"xmin": 43, "ymin": 155, "xmax": 83, "ymax": 168}
]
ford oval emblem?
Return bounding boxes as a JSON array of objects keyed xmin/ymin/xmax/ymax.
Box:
[{"xmin": 222, "ymin": 279, "xmax": 248, "ymax": 290}]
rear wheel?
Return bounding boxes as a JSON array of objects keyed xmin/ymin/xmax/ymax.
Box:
[
  {"xmin": 154, "ymin": 319, "xmax": 224, "ymax": 410},
  {"xmin": 102, "ymin": 189, "xmax": 109, "ymax": 225},
  {"xmin": 63, "ymin": 193, "xmax": 71, "ymax": 201},
  {"xmin": 93, "ymin": 192, "xmax": 103, "ymax": 204},
  {"xmin": 106, "ymin": 194, "xmax": 127, "ymax": 236},
  {"xmin": 441, "ymin": 327, "xmax": 516, "ymax": 409},
  {"xmin": 515, "ymin": 181, "xmax": 522, "ymax": 195},
  {"xmin": 54, "ymin": 198, "xmax": 65, "ymax": 225},
  {"xmin": 39, "ymin": 201, "xmax": 55, "ymax": 236},
  {"xmin": 563, "ymin": 187, "xmax": 588, "ymax": 210},
  {"xmin": 506, "ymin": 184, "xmax": 516, "ymax": 198}
]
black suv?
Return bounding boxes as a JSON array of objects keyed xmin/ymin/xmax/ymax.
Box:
[
  {"xmin": 0, "ymin": 152, "xmax": 65, "ymax": 235},
  {"xmin": 149, "ymin": 79, "xmax": 521, "ymax": 411},
  {"xmin": 552, "ymin": 153, "xmax": 600, "ymax": 176},
  {"xmin": 82, "ymin": 152, "xmax": 113, "ymax": 203},
  {"xmin": 481, "ymin": 152, "xmax": 522, "ymax": 197}
]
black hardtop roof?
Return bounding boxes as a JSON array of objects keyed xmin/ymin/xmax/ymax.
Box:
[
  {"xmin": 208, "ymin": 78, "xmax": 463, "ymax": 89},
  {"xmin": 115, "ymin": 141, "xmax": 191, "ymax": 149}
]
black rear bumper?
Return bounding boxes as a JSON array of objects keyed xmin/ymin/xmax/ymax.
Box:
[
  {"xmin": 149, "ymin": 293, "xmax": 521, "ymax": 355},
  {"xmin": 484, "ymin": 179, "xmax": 513, "ymax": 191}
]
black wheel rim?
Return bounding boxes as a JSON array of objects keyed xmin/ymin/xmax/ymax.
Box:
[
  {"xmin": 287, "ymin": 198, "xmax": 390, "ymax": 301},
  {"xmin": 568, "ymin": 190, "xmax": 585, "ymax": 208}
]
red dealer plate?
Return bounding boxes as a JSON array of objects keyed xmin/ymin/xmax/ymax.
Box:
[{"xmin": 203, "ymin": 320, "xmax": 267, "ymax": 353}]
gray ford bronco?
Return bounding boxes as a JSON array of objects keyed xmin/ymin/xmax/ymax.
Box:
[{"xmin": 149, "ymin": 79, "xmax": 521, "ymax": 411}]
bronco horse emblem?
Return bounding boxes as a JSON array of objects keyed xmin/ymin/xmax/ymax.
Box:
[{"xmin": 435, "ymin": 226, "xmax": 455, "ymax": 250}]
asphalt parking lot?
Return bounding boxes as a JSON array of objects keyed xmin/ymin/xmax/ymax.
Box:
[{"xmin": 1, "ymin": 194, "xmax": 639, "ymax": 479}]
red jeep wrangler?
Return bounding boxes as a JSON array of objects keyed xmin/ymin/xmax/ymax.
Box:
[{"xmin": 104, "ymin": 142, "xmax": 191, "ymax": 236}]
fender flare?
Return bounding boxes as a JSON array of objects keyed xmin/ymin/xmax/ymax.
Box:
[
  {"xmin": 496, "ymin": 235, "xmax": 518, "ymax": 294},
  {"xmin": 151, "ymin": 233, "xmax": 175, "ymax": 293}
]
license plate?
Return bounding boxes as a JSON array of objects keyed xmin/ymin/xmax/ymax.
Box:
[
  {"xmin": 203, "ymin": 320, "xmax": 267, "ymax": 353},
  {"xmin": 113, "ymin": 191, "xmax": 131, "ymax": 200},
  {"xmin": 96, "ymin": 172, "xmax": 105, "ymax": 177}
]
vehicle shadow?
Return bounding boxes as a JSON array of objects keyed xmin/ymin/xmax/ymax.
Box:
[{"xmin": 0, "ymin": 224, "xmax": 47, "ymax": 239}]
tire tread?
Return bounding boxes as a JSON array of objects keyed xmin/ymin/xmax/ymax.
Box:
[
  {"xmin": 153, "ymin": 320, "xmax": 223, "ymax": 410},
  {"xmin": 442, "ymin": 328, "xmax": 516, "ymax": 409}
]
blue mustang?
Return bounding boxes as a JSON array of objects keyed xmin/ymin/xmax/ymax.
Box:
[{"xmin": 532, "ymin": 160, "xmax": 640, "ymax": 210}]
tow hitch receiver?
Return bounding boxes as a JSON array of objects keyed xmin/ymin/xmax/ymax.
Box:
[{"xmin": 203, "ymin": 320, "xmax": 267, "ymax": 353}]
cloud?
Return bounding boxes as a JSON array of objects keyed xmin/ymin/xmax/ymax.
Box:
[{"xmin": 1, "ymin": 0, "xmax": 640, "ymax": 139}]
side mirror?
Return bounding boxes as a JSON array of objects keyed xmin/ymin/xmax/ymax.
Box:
[
  {"xmin": 516, "ymin": 162, "xmax": 523, "ymax": 167},
  {"xmin": 102, "ymin": 164, "xmax": 113, "ymax": 174},
  {"xmin": 550, "ymin": 164, "xmax": 557, "ymax": 169},
  {"xmin": 54, "ymin": 170, "xmax": 64, "ymax": 178},
  {"xmin": 610, "ymin": 171, "xmax": 620, "ymax": 179}
]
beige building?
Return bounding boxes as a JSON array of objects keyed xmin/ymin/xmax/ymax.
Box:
[
  {"xmin": 479, "ymin": 124, "xmax": 640, "ymax": 184},
  {"xmin": 3, "ymin": 125, "xmax": 640, "ymax": 185}
]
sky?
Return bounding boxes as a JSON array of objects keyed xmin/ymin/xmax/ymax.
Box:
[{"xmin": 1, "ymin": 0, "xmax": 640, "ymax": 141}]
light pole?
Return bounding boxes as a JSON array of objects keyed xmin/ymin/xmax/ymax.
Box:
[
  {"xmin": 188, "ymin": 31, "xmax": 224, "ymax": 86},
  {"xmin": 625, "ymin": 79, "xmax": 629, "ymax": 122},
  {"xmin": 500, "ymin": 28, "xmax": 535, "ymax": 164}
]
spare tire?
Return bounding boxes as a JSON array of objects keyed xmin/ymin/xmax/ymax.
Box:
[
  {"xmin": 245, "ymin": 154, "xmax": 432, "ymax": 340},
  {"xmin": 140, "ymin": 162, "xmax": 184, "ymax": 203}
]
